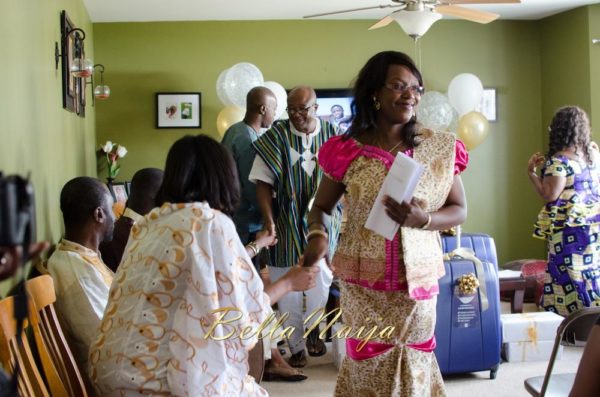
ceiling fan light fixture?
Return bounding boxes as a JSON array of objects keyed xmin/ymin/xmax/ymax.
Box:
[{"xmin": 392, "ymin": 9, "xmax": 442, "ymax": 39}]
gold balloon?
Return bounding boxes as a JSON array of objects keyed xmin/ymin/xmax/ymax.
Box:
[
  {"xmin": 216, "ymin": 105, "xmax": 245, "ymax": 136},
  {"xmin": 457, "ymin": 111, "xmax": 489, "ymax": 150}
]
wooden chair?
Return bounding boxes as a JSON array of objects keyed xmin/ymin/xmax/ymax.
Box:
[
  {"xmin": 524, "ymin": 306, "xmax": 600, "ymax": 396},
  {"xmin": 248, "ymin": 339, "xmax": 264, "ymax": 383},
  {"xmin": 26, "ymin": 275, "xmax": 89, "ymax": 397},
  {"xmin": 0, "ymin": 295, "xmax": 50, "ymax": 397}
]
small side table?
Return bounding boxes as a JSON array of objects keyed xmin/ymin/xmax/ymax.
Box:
[{"xmin": 499, "ymin": 276, "xmax": 527, "ymax": 313}]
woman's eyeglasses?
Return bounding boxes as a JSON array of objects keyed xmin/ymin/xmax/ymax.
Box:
[{"xmin": 383, "ymin": 82, "xmax": 425, "ymax": 95}]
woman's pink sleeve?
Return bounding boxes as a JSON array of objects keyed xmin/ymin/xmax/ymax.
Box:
[
  {"xmin": 318, "ymin": 136, "xmax": 361, "ymax": 182},
  {"xmin": 454, "ymin": 139, "xmax": 469, "ymax": 175}
]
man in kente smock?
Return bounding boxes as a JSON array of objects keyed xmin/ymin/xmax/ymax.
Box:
[{"xmin": 249, "ymin": 86, "xmax": 342, "ymax": 367}]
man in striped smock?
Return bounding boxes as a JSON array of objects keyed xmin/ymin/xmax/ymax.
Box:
[{"xmin": 250, "ymin": 85, "xmax": 342, "ymax": 368}]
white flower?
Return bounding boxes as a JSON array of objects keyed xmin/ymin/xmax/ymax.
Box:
[
  {"xmin": 102, "ymin": 141, "xmax": 114, "ymax": 153},
  {"xmin": 116, "ymin": 145, "xmax": 128, "ymax": 158}
]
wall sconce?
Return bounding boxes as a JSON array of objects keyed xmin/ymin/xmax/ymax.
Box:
[
  {"xmin": 593, "ymin": 39, "xmax": 600, "ymax": 45},
  {"xmin": 56, "ymin": 11, "xmax": 90, "ymax": 116},
  {"xmin": 54, "ymin": 28, "xmax": 93, "ymax": 77},
  {"xmin": 87, "ymin": 64, "xmax": 111, "ymax": 105}
]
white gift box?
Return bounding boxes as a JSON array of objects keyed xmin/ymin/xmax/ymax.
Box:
[
  {"xmin": 501, "ymin": 312, "xmax": 563, "ymax": 343},
  {"xmin": 503, "ymin": 340, "xmax": 563, "ymax": 362},
  {"xmin": 331, "ymin": 323, "xmax": 346, "ymax": 370}
]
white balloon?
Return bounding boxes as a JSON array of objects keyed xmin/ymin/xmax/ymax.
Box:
[
  {"xmin": 224, "ymin": 62, "xmax": 264, "ymax": 108},
  {"xmin": 216, "ymin": 68, "xmax": 233, "ymax": 106},
  {"xmin": 263, "ymin": 81, "xmax": 288, "ymax": 120},
  {"xmin": 447, "ymin": 73, "xmax": 484, "ymax": 117},
  {"xmin": 447, "ymin": 106, "xmax": 460, "ymax": 133},
  {"xmin": 416, "ymin": 91, "xmax": 454, "ymax": 131}
]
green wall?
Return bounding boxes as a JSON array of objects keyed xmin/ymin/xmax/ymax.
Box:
[
  {"xmin": 540, "ymin": 6, "xmax": 592, "ymax": 146},
  {"xmin": 0, "ymin": 2, "xmax": 596, "ymax": 291},
  {"xmin": 0, "ymin": 0, "xmax": 95, "ymax": 294},
  {"xmin": 94, "ymin": 19, "xmax": 547, "ymax": 264},
  {"xmin": 589, "ymin": 5, "xmax": 600, "ymax": 128}
]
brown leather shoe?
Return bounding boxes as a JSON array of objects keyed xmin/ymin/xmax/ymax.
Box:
[{"xmin": 288, "ymin": 350, "xmax": 307, "ymax": 368}]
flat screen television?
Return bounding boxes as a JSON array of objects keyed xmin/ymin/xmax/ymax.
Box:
[{"xmin": 315, "ymin": 88, "xmax": 353, "ymax": 133}]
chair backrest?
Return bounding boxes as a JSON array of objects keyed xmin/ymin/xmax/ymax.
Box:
[
  {"xmin": 26, "ymin": 275, "xmax": 89, "ymax": 397},
  {"xmin": 248, "ymin": 338, "xmax": 264, "ymax": 383},
  {"xmin": 0, "ymin": 295, "xmax": 50, "ymax": 397},
  {"xmin": 27, "ymin": 295, "xmax": 70, "ymax": 396},
  {"xmin": 539, "ymin": 307, "xmax": 600, "ymax": 396}
]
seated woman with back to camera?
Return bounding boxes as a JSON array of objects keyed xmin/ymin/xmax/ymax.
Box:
[{"xmin": 88, "ymin": 134, "xmax": 318, "ymax": 396}]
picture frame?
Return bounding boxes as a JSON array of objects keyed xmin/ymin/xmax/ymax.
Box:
[
  {"xmin": 60, "ymin": 10, "xmax": 85, "ymax": 117},
  {"xmin": 476, "ymin": 88, "xmax": 497, "ymax": 122},
  {"xmin": 156, "ymin": 92, "xmax": 202, "ymax": 129},
  {"xmin": 314, "ymin": 88, "xmax": 354, "ymax": 133},
  {"xmin": 109, "ymin": 182, "xmax": 128, "ymax": 205}
]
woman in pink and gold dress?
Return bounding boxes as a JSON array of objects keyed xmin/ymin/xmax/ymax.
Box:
[{"xmin": 303, "ymin": 51, "xmax": 469, "ymax": 396}]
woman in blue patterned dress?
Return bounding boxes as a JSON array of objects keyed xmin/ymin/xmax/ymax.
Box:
[{"xmin": 528, "ymin": 106, "xmax": 600, "ymax": 315}]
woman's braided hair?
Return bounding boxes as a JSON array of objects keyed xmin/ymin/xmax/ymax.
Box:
[{"xmin": 547, "ymin": 106, "xmax": 592, "ymax": 164}]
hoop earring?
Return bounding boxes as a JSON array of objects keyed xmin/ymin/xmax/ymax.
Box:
[{"xmin": 372, "ymin": 96, "xmax": 381, "ymax": 111}]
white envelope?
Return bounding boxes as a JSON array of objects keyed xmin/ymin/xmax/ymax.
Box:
[{"xmin": 365, "ymin": 152, "xmax": 424, "ymax": 240}]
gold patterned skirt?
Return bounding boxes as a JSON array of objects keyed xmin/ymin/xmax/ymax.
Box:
[{"xmin": 334, "ymin": 282, "xmax": 446, "ymax": 397}]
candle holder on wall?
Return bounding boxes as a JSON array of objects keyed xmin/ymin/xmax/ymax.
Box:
[
  {"xmin": 86, "ymin": 64, "xmax": 111, "ymax": 106},
  {"xmin": 54, "ymin": 10, "xmax": 92, "ymax": 117}
]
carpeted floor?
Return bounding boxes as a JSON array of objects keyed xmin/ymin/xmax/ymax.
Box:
[{"xmin": 262, "ymin": 303, "xmax": 583, "ymax": 397}]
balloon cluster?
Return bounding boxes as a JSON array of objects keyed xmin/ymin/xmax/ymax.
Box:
[
  {"xmin": 416, "ymin": 73, "xmax": 490, "ymax": 151},
  {"xmin": 215, "ymin": 62, "xmax": 287, "ymax": 136}
]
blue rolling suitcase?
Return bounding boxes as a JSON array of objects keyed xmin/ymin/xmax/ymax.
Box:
[{"xmin": 434, "ymin": 234, "xmax": 502, "ymax": 379}]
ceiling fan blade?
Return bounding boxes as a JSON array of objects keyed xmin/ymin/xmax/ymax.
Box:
[
  {"xmin": 439, "ymin": 0, "xmax": 520, "ymax": 4},
  {"xmin": 304, "ymin": 4, "xmax": 401, "ymax": 19},
  {"xmin": 435, "ymin": 5, "xmax": 499, "ymax": 23},
  {"xmin": 368, "ymin": 15, "xmax": 395, "ymax": 30}
]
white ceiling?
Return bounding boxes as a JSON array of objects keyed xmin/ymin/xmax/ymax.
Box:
[{"xmin": 83, "ymin": 0, "xmax": 600, "ymax": 23}]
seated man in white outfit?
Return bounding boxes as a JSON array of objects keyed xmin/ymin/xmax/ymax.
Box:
[{"xmin": 46, "ymin": 176, "xmax": 115, "ymax": 371}]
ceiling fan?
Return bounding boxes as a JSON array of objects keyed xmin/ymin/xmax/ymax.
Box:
[{"xmin": 304, "ymin": 0, "xmax": 521, "ymax": 39}]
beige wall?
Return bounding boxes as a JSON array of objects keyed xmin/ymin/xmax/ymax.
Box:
[{"xmin": 0, "ymin": 0, "xmax": 96, "ymax": 294}]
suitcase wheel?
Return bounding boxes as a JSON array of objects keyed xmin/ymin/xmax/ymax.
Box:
[{"xmin": 490, "ymin": 364, "xmax": 499, "ymax": 379}]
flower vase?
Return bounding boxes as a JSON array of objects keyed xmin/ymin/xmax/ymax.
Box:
[{"xmin": 106, "ymin": 177, "xmax": 118, "ymax": 204}]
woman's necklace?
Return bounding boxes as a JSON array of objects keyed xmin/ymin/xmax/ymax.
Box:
[
  {"xmin": 377, "ymin": 137, "xmax": 403, "ymax": 153},
  {"xmin": 386, "ymin": 141, "xmax": 403, "ymax": 153}
]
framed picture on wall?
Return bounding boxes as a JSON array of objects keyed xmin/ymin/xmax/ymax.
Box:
[
  {"xmin": 156, "ymin": 92, "xmax": 202, "ymax": 129},
  {"xmin": 476, "ymin": 88, "xmax": 497, "ymax": 122},
  {"xmin": 314, "ymin": 88, "xmax": 354, "ymax": 133}
]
